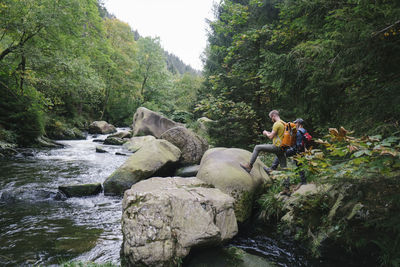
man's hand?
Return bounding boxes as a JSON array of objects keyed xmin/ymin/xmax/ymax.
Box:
[{"xmin": 263, "ymin": 130, "xmax": 269, "ymax": 136}]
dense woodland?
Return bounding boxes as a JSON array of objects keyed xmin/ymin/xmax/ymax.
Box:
[
  {"xmin": 0, "ymin": 0, "xmax": 202, "ymax": 145},
  {"xmin": 199, "ymin": 0, "xmax": 400, "ymax": 149}
]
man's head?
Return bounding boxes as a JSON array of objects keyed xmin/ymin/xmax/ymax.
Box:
[
  {"xmin": 294, "ymin": 118, "xmax": 304, "ymax": 128},
  {"xmin": 269, "ymin": 110, "xmax": 280, "ymax": 122}
]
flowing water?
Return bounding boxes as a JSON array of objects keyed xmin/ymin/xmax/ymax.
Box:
[
  {"xmin": 0, "ymin": 130, "xmax": 130, "ymax": 265},
  {"xmin": 0, "ymin": 130, "xmax": 310, "ymax": 266}
]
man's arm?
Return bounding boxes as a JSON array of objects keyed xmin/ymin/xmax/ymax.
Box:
[{"xmin": 263, "ymin": 130, "xmax": 277, "ymax": 140}]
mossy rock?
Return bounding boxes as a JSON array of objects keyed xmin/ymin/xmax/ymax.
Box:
[
  {"xmin": 103, "ymin": 139, "xmax": 181, "ymax": 196},
  {"xmin": 58, "ymin": 183, "xmax": 102, "ymax": 198},
  {"xmin": 196, "ymin": 148, "xmax": 270, "ymax": 222}
]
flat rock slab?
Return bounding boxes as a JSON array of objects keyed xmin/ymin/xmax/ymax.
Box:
[
  {"xmin": 122, "ymin": 177, "xmax": 238, "ymax": 266},
  {"xmin": 58, "ymin": 183, "xmax": 102, "ymax": 198}
]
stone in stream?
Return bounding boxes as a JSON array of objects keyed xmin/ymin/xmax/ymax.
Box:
[
  {"xmin": 132, "ymin": 107, "xmax": 180, "ymax": 138},
  {"xmin": 121, "ymin": 177, "xmax": 238, "ymax": 266},
  {"xmin": 36, "ymin": 136, "xmax": 64, "ymax": 148},
  {"xmin": 96, "ymin": 146, "xmax": 107, "ymax": 153},
  {"xmin": 196, "ymin": 148, "xmax": 270, "ymax": 223},
  {"xmin": 58, "ymin": 183, "xmax": 102, "ymax": 198},
  {"xmin": 88, "ymin": 121, "xmax": 116, "ymax": 134},
  {"xmin": 103, "ymin": 136, "xmax": 126, "ymax": 146},
  {"xmin": 103, "ymin": 139, "xmax": 181, "ymax": 196},
  {"xmin": 108, "ymin": 130, "xmax": 132, "ymax": 139}
]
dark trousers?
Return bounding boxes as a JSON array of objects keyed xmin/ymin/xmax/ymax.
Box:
[{"xmin": 276, "ymin": 148, "xmax": 306, "ymax": 189}]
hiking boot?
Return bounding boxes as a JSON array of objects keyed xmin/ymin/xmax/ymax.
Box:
[
  {"xmin": 240, "ymin": 162, "xmax": 252, "ymax": 173},
  {"xmin": 263, "ymin": 166, "xmax": 272, "ymax": 175},
  {"xmin": 280, "ymin": 188, "xmax": 291, "ymax": 197}
]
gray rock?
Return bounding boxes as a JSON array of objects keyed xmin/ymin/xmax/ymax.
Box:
[
  {"xmin": 175, "ymin": 165, "xmax": 201, "ymax": 177},
  {"xmin": 109, "ymin": 131, "xmax": 132, "ymax": 139},
  {"xmin": 196, "ymin": 148, "xmax": 270, "ymax": 222},
  {"xmin": 103, "ymin": 137, "xmax": 126, "ymax": 145},
  {"xmin": 103, "ymin": 139, "xmax": 181, "ymax": 196},
  {"xmin": 122, "ymin": 177, "xmax": 238, "ymax": 266},
  {"xmin": 132, "ymin": 107, "xmax": 180, "ymax": 138},
  {"xmin": 89, "ymin": 121, "xmax": 116, "ymax": 134},
  {"xmin": 96, "ymin": 146, "xmax": 107, "ymax": 153},
  {"xmin": 122, "ymin": 135, "xmax": 156, "ymax": 152},
  {"xmin": 0, "ymin": 142, "xmax": 18, "ymax": 156},
  {"xmin": 161, "ymin": 126, "xmax": 209, "ymax": 165},
  {"xmin": 36, "ymin": 136, "xmax": 64, "ymax": 148},
  {"xmin": 58, "ymin": 183, "xmax": 102, "ymax": 198}
]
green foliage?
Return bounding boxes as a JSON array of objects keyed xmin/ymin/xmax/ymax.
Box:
[
  {"xmin": 0, "ymin": 0, "xmax": 202, "ymax": 144},
  {"xmin": 201, "ymin": 0, "xmax": 400, "ymax": 147},
  {"xmin": 257, "ymin": 128, "xmax": 400, "ymax": 265},
  {"xmin": 0, "ymin": 85, "xmax": 44, "ymax": 145},
  {"xmin": 0, "ymin": 128, "xmax": 17, "ymax": 144},
  {"xmin": 257, "ymin": 183, "xmax": 284, "ymax": 222},
  {"xmin": 296, "ymin": 127, "xmax": 400, "ymax": 181}
]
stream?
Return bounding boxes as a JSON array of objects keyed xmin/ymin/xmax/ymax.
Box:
[{"xmin": 0, "ymin": 130, "xmax": 311, "ymax": 266}]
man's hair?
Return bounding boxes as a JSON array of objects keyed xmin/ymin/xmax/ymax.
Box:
[{"xmin": 269, "ymin": 110, "xmax": 279, "ymax": 118}]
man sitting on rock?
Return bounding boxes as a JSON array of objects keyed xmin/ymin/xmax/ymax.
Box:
[{"xmin": 240, "ymin": 109, "xmax": 286, "ymax": 173}]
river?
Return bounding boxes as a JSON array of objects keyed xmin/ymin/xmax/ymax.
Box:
[{"xmin": 0, "ymin": 130, "xmax": 310, "ymax": 266}]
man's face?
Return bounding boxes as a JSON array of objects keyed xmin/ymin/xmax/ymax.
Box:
[{"xmin": 270, "ymin": 115, "xmax": 275, "ymax": 122}]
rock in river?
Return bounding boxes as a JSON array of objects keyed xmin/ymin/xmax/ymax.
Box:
[
  {"xmin": 196, "ymin": 147, "xmax": 270, "ymax": 222},
  {"xmin": 103, "ymin": 139, "xmax": 181, "ymax": 196},
  {"xmin": 88, "ymin": 121, "xmax": 116, "ymax": 134},
  {"xmin": 121, "ymin": 177, "xmax": 238, "ymax": 266},
  {"xmin": 132, "ymin": 107, "xmax": 180, "ymax": 138},
  {"xmin": 58, "ymin": 183, "xmax": 103, "ymax": 198}
]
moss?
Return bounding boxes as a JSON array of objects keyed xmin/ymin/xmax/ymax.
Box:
[{"xmin": 233, "ymin": 190, "xmax": 253, "ymax": 223}]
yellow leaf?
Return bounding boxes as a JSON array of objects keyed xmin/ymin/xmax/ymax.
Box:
[
  {"xmin": 380, "ymin": 150, "xmax": 398, "ymax": 157},
  {"xmin": 329, "ymin": 128, "xmax": 339, "ymax": 137}
]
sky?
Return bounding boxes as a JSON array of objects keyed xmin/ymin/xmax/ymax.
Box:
[{"xmin": 103, "ymin": 0, "xmax": 216, "ymax": 70}]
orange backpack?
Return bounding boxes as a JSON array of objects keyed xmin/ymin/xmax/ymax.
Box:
[{"xmin": 280, "ymin": 121, "xmax": 297, "ymax": 148}]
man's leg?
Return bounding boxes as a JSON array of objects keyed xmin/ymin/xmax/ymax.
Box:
[
  {"xmin": 241, "ymin": 144, "xmax": 279, "ymax": 173},
  {"xmin": 249, "ymin": 144, "xmax": 278, "ymax": 165},
  {"xmin": 274, "ymin": 147, "xmax": 287, "ymax": 168}
]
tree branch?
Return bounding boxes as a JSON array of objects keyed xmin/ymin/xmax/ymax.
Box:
[{"xmin": 372, "ymin": 20, "xmax": 400, "ymax": 37}]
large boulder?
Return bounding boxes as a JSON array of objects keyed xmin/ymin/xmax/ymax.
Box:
[
  {"xmin": 88, "ymin": 121, "xmax": 116, "ymax": 134},
  {"xmin": 132, "ymin": 107, "xmax": 179, "ymax": 138},
  {"xmin": 196, "ymin": 148, "xmax": 270, "ymax": 222},
  {"xmin": 122, "ymin": 177, "xmax": 238, "ymax": 266},
  {"xmin": 103, "ymin": 139, "xmax": 181, "ymax": 195},
  {"xmin": 160, "ymin": 126, "xmax": 208, "ymax": 165},
  {"xmin": 122, "ymin": 135, "xmax": 156, "ymax": 152}
]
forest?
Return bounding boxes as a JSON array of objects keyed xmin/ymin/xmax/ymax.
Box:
[
  {"xmin": 0, "ymin": 0, "xmax": 202, "ymax": 146},
  {"xmin": 199, "ymin": 0, "xmax": 400, "ymax": 149}
]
